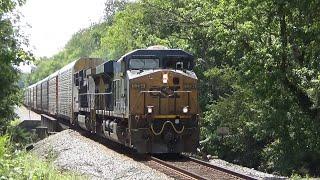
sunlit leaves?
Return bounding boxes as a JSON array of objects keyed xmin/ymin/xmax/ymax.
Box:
[{"xmin": 0, "ymin": 0, "xmax": 30, "ymax": 134}]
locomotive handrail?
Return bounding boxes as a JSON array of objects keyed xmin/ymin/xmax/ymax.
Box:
[
  {"xmin": 78, "ymin": 93, "xmax": 113, "ymax": 111},
  {"xmin": 79, "ymin": 92, "xmax": 112, "ymax": 95},
  {"xmin": 140, "ymin": 90, "xmax": 161, "ymax": 93},
  {"xmin": 173, "ymin": 90, "xmax": 191, "ymax": 93},
  {"xmin": 139, "ymin": 90, "xmax": 191, "ymax": 93}
]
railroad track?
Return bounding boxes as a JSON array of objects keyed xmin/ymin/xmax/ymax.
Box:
[
  {"xmin": 70, "ymin": 124, "xmax": 257, "ymax": 179},
  {"xmin": 50, "ymin": 120, "xmax": 258, "ymax": 180},
  {"xmin": 145, "ymin": 155, "xmax": 257, "ymax": 180}
]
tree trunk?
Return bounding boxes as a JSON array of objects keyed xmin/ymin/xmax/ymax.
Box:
[{"xmin": 278, "ymin": 3, "xmax": 318, "ymax": 119}]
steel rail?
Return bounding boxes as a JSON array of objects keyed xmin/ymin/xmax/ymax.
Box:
[
  {"xmin": 187, "ymin": 156, "xmax": 257, "ymax": 180},
  {"xmin": 150, "ymin": 156, "xmax": 207, "ymax": 180}
]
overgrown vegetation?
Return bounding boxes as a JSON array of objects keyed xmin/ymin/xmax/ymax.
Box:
[
  {"xmin": 23, "ymin": 0, "xmax": 320, "ymax": 177},
  {"xmin": 0, "ymin": 135, "xmax": 82, "ymax": 179},
  {"xmin": 0, "ymin": 120, "xmax": 82, "ymax": 179},
  {"xmin": 0, "ymin": 0, "xmax": 84, "ymax": 178},
  {"xmin": 0, "ymin": 0, "xmax": 33, "ymax": 134}
]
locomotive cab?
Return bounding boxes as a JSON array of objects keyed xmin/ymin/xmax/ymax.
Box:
[{"xmin": 123, "ymin": 48, "xmax": 200, "ymax": 153}]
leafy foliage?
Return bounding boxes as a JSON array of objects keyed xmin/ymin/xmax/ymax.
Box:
[
  {"xmin": 0, "ymin": 135, "xmax": 83, "ymax": 179},
  {"xmin": 6, "ymin": 119, "xmax": 35, "ymax": 149},
  {"xmin": 0, "ymin": 0, "xmax": 33, "ymax": 134}
]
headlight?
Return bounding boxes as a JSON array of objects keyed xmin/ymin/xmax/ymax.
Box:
[
  {"xmin": 163, "ymin": 73, "xmax": 168, "ymax": 84},
  {"xmin": 147, "ymin": 106, "xmax": 153, "ymax": 114},
  {"xmin": 183, "ymin": 106, "xmax": 189, "ymax": 113}
]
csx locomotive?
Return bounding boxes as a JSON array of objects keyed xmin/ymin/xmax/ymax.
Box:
[{"xmin": 24, "ymin": 46, "xmax": 200, "ymax": 153}]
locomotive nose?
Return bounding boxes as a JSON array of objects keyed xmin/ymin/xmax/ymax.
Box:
[
  {"xmin": 130, "ymin": 69, "xmax": 197, "ymax": 116},
  {"xmin": 129, "ymin": 69, "xmax": 199, "ymax": 153}
]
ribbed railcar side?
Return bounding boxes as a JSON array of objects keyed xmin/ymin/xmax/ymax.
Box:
[
  {"xmin": 48, "ymin": 71, "xmax": 59, "ymax": 116},
  {"xmin": 33, "ymin": 86, "xmax": 36, "ymax": 109},
  {"xmin": 27, "ymin": 89, "xmax": 30, "ymax": 106},
  {"xmin": 36, "ymin": 83, "xmax": 42, "ymax": 111},
  {"xmin": 23, "ymin": 91, "xmax": 25, "ymax": 105},
  {"xmin": 58, "ymin": 67, "xmax": 73, "ymax": 120},
  {"xmin": 24, "ymin": 89, "xmax": 27, "ymax": 106},
  {"xmin": 28, "ymin": 88, "xmax": 31, "ymax": 107},
  {"xmin": 41, "ymin": 78, "xmax": 49, "ymax": 112},
  {"xmin": 30, "ymin": 86, "xmax": 33, "ymax": 109},
  {"xmin": 23, "ymin": 90, "xmax": 27, "ymax": 105}
]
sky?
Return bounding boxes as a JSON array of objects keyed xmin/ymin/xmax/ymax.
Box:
[
  {"xmin": 20, "ymin": 0, "xmax": 106, "ymax": 57},
  {"xmin": 17, "ymin": 0, "xmax": 106, "ymax": 73}
]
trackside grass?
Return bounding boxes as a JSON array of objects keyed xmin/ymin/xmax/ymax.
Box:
[{"xmin": 0, "ymin": 135, "xmax": 84, "ymax": 180}]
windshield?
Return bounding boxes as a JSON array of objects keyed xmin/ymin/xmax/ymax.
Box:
[
  {"xmin": 163, "ymin": 57, "xmax": 192, "ymax": 70},
  {"xmin": 129, "ymin": 58, "xmax": 159, "ymax": 69}
]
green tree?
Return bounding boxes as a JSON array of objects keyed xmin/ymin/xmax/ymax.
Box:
[
  {"xmin": 104, "ymin": 0, "xmax": 128, "ymax": 24},
  {"xmin": 140, "ymin": 0, "xmax": 320, "ymax": 175},
  {"xmin": 0, "ymin": 0, "xmax": 31, "ymax": 134}
]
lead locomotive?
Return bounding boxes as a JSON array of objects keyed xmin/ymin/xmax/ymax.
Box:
[{"xmin": 24, "ymin": 46, "xmax": 200, "ymax": 153}]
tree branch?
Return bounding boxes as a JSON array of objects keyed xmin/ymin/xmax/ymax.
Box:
[{"xmin": 278, "ymin": 3, "xmax": 318, "ymax": 119}]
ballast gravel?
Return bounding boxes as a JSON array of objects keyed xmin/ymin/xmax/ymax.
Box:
[
  {"xmin": 208, "ymin": 158, "xmax": 286, "ymax": 179},
  {"xmin": 31, "ymin": 129, "xmax": 171, "ymax": 180}
]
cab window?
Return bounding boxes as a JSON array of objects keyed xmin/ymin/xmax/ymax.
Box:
[
  {"xmin": 129, "ymin": 58, "xmax": 160, "ymax": 69},
  {"xmin": 163, "ymin": 56, "xmax": 192, "ymax": 70}
]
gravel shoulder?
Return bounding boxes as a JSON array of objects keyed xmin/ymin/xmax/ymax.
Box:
[
  {"xmin": 30, "ymin": 128, "xmax": 286, "ymax": 180},
  {"xmin": 208, "ymin": 158, "xmax": 287, "ymax": 179},
  {"xmin": 31, "ymin": 129, "xmax": 171, "ymax": 180}
]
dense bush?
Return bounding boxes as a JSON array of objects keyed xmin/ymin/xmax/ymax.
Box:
[
  {"xmin": 6, "ymin": 120, "xmax": 36, "ymax": 149},
  {"xmin": 0, "ymin": 135, "xmax": 82, "ymax": 179},
  {"xmin": 0, "ymin": 0, "xmax": 32, "ymax": 134}
]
